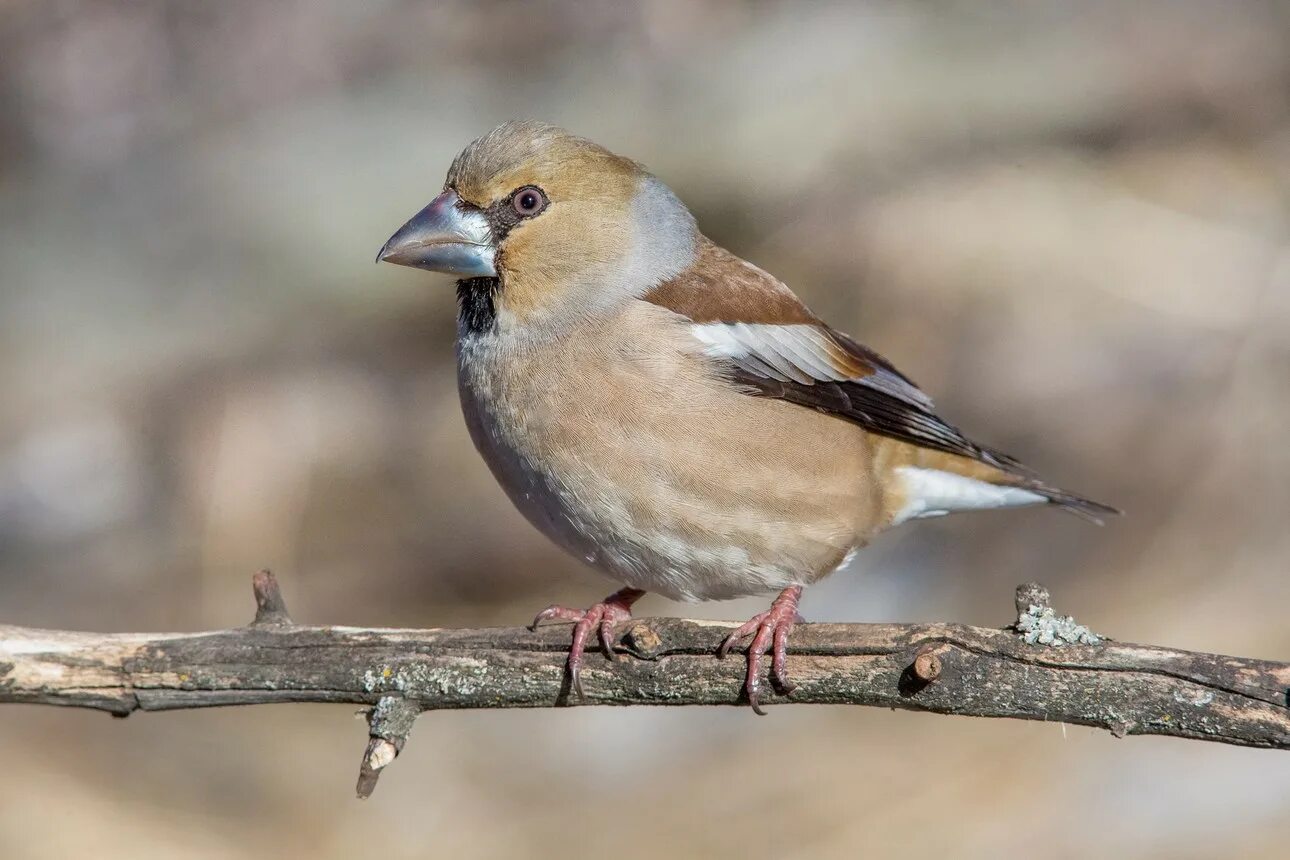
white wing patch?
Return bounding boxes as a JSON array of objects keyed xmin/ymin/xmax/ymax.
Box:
[
  {"xmin": 689, "ymin": 322, "xmax": 934, "ymax": 410},
  {"xmin": 892, "ymin": 466, "xmax": 1046, "ymax": 525}
]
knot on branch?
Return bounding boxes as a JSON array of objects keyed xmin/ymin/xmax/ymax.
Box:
[
  {"xmin": 617, "ymin": 622, "xmax": 665, "ymax": 660},
  {"xmin": 899, "ymin": 643, "xmax": 947, "ymax": 697},
  {"xmin": 912, "ymin": 646, "xmax": 943, "ymax": 682}
]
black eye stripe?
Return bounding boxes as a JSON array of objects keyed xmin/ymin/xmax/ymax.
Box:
[
  {"xmin": 483, "ymin": 185, "xmax": 549, "ymax": 242},
  {"xmin": 484, "ymin": 199, "xmax": 521, "ymax": 241}
]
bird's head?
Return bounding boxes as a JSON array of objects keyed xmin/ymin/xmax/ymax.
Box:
[{"xmin": 378, "ymin": 121, "xmax": 697, "ymax": 336}]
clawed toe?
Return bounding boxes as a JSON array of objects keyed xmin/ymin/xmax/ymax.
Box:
[
  {"xmin": 528, "ymin": 605, "xmax": 585, "ymax": 631},
  {"xmin": 718, "ymin": 585, "xmax": 804, "ymax": 714},
  {"xmin": 531, "ymin": 588, "xmax": 645, "ymax": 700},
  {"xmin": 534, "ymin": 584, "xmax": 805, "ymax": 710}
]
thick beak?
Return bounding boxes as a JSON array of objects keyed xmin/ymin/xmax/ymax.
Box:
[{"xmin": 376, "ymin": 190, "xmax": 496, "ymax": 277}]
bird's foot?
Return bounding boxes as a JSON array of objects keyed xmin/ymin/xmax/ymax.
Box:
[
  {"xmin": 718, "ymin": 585, "xmax": 804, "ymax": 715},
  {"xmin": 529, "ymin": 587, "xmax": 645, "ymax": 699}
]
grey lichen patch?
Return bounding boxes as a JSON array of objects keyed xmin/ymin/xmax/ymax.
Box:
[
  {"xmin": 1173, "ymin": 688, "xmax": 1215, "ymax": 707},
  {"xmin": 1016, "ymin": 603, "xmax": 1102, "ymax": 646},
  {"xmin": 367, "ymin": 695, "xmax": 421, "ymax": 740},
  {"xmin": 361, "ymin": 665, "xmax": 394, "ymax": 694},
  {"xmin": 362, "ymin": 657, "xmax": 492, "ymax": 700},
  {"xmin": 369, "ymin": 695, "xmax": 405, "ymax": 723},
  {"xmin": 413, "ymin": 660, "xmax": 491, "ymax": 698}
]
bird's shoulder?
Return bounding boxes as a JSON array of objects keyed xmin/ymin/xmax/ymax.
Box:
[
  {"xmin": 643, "ymin": 240, "xmax": 818, "ymax": 325},
  {"xmin": 642, "ymin": 239, "xmax": 934, "ymax": 411}
]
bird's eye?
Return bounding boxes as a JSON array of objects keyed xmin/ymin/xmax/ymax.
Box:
[{"xmin": 511, "ymin": 186, "xmax": 547, "ymax": 216}]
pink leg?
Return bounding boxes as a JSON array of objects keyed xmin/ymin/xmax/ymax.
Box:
[
  {"xmin": 717, "ymin": 586, "xmax": 804, "ymax": 715},
  {"xmin": 530, "ymin": 588, "xmax": 645, "ymax": 699}
]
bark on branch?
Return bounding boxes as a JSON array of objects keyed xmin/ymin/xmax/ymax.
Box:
[{"xmin": 2, "ymin": 572, "xmax": 1287, "ymax": 798}]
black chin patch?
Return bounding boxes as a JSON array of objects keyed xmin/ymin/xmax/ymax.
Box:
[{"xmin": 457, "ymin": 277, "xmax": 500, "ymax": 334}]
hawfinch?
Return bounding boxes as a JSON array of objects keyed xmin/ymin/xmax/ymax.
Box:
[{"xmin": 378, "ymin": 121, "xmax": 1116, "ymax": 712}]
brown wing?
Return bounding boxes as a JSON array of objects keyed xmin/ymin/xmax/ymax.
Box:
[
  {"xmin": 644, "ymin": 240, "xmax": 1024, "ymax": 468},
  {"xmin": 642, "ymin": 240, "xmax": 1119, "ymax": 520}
]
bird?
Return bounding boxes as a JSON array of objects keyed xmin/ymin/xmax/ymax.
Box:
[{"xmin": 377, "ymin": 120, "xmax": 1117, "ymax": 713}]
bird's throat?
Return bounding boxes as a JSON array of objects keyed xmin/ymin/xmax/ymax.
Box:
[{"xmin": 457, "ymin": 277, "xmax": 500, "ymax": 335}]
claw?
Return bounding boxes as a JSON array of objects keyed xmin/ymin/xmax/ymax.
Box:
[
  {"xmin": 530, "ymin": 588, "xmax": 645, "ymax": 700},
  {"xmin": 528, "ymin": 604, "xmax": 585, "ymax": 631},
  {"xmin": 598, "ymin": 617, "xmax": 619, "ymax": 660},
  {"xmin": 718, "ymin": 586, "xmax": 804, "ymax": 714},
  {"xmin": 771, "ymin": 620, "xmax": 796, "ymax": 695}
]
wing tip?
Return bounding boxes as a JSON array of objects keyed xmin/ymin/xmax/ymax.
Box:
[{"xmin": 1033, "ymin": 488, "xmax": 1123, "ymax": 526}]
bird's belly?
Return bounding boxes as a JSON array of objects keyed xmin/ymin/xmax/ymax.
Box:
[{"xmin": 457, "ymin": 344, "xmax": 880, "ymax": 602}]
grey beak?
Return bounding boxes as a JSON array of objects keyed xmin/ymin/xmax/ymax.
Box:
[{"xmin": 377, "ymin": 190, "xmax": 497, "ymax": 277}]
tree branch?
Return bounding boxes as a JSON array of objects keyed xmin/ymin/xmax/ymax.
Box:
[{"xmin": 2, "ymin": 572, "xmax": 1287, "ymax": 797}]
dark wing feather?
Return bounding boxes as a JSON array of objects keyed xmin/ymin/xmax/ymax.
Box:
[
  {"xmin": 731, "ymin": 369, "xmax": 1118, "ymax": 521},
  {"xmin": 729, "ymin": 369, "xmax": 1029, "ymax": 474}
]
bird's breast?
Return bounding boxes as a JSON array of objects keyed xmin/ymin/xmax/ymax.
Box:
[{"xmin": 453, "ymin": 304, "xmax": 885, "ymax": 601}]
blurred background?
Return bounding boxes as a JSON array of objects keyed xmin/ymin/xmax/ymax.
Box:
[{"xmin": 2, "ymin": 1, "xmax": 1288, "ymax": 857}]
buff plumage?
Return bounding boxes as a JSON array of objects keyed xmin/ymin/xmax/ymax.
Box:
[{"xmin": 378, "ymin": 120, "xmax": 1116, "ymax": 712}]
